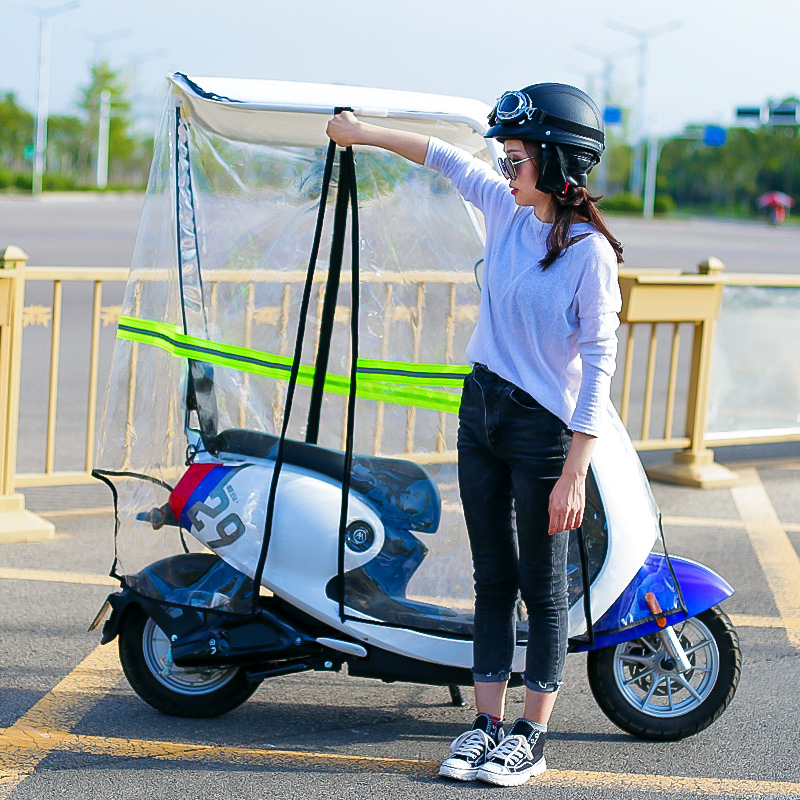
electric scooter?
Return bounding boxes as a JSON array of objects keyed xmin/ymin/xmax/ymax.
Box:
[
  {"xmin": 91, "ymin": 401, "xmax": 740, "ymax": 741},
  {"xmin": 91, "ymin": 74, "xmax": 740, "ymax": 743}
]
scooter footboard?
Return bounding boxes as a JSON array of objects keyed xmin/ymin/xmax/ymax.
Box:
[{"xmin": 572, "ymin": 553, "xmax": 734, "ymax": 652}]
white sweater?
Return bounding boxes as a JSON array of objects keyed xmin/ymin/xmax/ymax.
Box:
[{"xmin": 424, "ymin": 137, "xmax": 621, "ymax": 437}]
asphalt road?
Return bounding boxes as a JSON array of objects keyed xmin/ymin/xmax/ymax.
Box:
[
  {"xmin": 2, "ymin": 193, "xmax": 800, "ymax": 273},
  {"xmin": 1, "ymin": 463, "xmax": 799, "ymax": 799},
  {"xmin": 1, "ymin": 195, "xmax": 799, "ymax": 798}
]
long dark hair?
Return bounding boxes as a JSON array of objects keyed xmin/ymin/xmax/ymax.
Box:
[{"xmin": 523, "ymin": 142, "xmax": 624, "ymax": 270}]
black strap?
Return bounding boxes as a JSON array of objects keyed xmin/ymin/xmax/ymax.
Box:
[
  {"xmin": 576, "ymin": 525, "xmax": 595, "ymax": 648},
  {"xmin": 306, "ymin": 150, "xmax": 352, "ymax": 444},
  {"xmin": 538, "ymin": 110, "xmax": 604, "ymax": 145},
  {"xmin": 92, "ymin": 469, "xmax": 177, "ymax": 581},
  {"xmin": 336, "ymin": 145, "xmax": 360, "ymax": 622},
  {"xmin": 175, "ymin": 107, "xmax": 217, "ymax": 452},
  {"xmin": 658, "ymin": 512, "xmax": 687, "ymax": 614},
  {"xmin": 251, "ymin": 114, "xmax": 357, "ymax": 613}
]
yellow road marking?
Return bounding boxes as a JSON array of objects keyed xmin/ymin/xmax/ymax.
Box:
[
  {"xmin": 729, "ymin": 613, "xmax": 799, "ymax": 631},
  {"xmin": 662, "ymin": 515, "xmax": 800, "ymax": 533},
  {"xmin": 732, "ymin": 467, "xmax": 800, "ymax": 649},
  {"xmin": 38, "ymin": 507, "xmax": 113, "ymax": 518},
  {"xmin": 0, "ymin": 645, "xmax": 121, "ymax": 799},
  {"xmin": 0, "ymin": 642, "xmax": 798, "ymax": 796},
  {"xmin": 0, "ymin": 567, "xmax": 117, "ymax": 587},
  {"xmin": 3, "ymin": 726, "xmax": 800, "ymax": 796}
]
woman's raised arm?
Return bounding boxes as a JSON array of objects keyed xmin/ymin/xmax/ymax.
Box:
[{"xmin": 326, "ymin": 110, "xmax": 430, "ymax": 165}]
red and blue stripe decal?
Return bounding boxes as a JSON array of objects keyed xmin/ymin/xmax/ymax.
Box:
[{"xmin": 169, "ymin": 463, "xmax": 242, "ymax": 530}]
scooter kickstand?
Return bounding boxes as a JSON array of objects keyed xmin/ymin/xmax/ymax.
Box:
[{"xmin": 448, "ymin": 685, "xmax": 466, "ymax": 707}]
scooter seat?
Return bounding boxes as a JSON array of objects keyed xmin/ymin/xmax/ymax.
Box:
[{"xmin": 215, "ymin": 429, "xmax": 440, "ymax": 531}]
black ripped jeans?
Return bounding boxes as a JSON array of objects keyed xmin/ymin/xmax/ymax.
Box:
[{"xmin": 457, "ymin": 364, "xmax": 571, "ymax": 692}]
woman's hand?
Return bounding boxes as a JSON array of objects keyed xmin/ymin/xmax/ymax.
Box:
[
  {"xmin": 325, "ymin": 112, "xmax": 430, "ymax": 164},
  {"xmin": 326, "ymin": 110, "xmax": 365, "ymax": 148},
  {"xmin": 548, "ymin": 471, "xmax": 586, "ymax": 534},
  {"xmin": 548, "ymin": 431, "xmax": 596, "ymax": 534}
]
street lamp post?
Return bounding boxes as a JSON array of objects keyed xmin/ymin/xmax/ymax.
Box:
[
  {"xmin": 71, "ymin": 28, "xmax": 132, "ymax": 190},
  {"xmin": 606, "ymin": 19, "xmax": 682, "ymax": 201},
  {"xmin": 74, "ymin": 27, "xmax": 132, "ymax": 61},
  {"xmin": 575, "ymin": 44, "xmax": 637, "ymax": 196},
  {"xmin": 96, "ymin": 89, "xmax": 111, "ymax": 189},
  {"xmin": 20, "ymin": 1, "xmax": 80, "ymax": 196},
  {"xmin": 643, "ymin": 126, "xmax": 663, "ymax": 219}
]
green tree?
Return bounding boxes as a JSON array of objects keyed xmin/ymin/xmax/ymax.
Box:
[
  {"xmin": 0, "ymin": 92, "xmax": 34, "ymax": 173},
  {"xmin": 76, "ymin": 60, "xmax": 137, "ymax": 185},
  {"xmin": 47, "ymin": 114, "xmax": 84, "ymax": 178},
  {"xmin": 657, "ymin": 99, "xmax": 800, "ymax": 215}
]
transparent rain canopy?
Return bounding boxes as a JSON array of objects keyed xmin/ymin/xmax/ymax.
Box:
[
  {"xmin": 96, "ymin": 75, "xmax": 658, "ymax": 636},
  {"xmin": 707, "ymin": 286, "xmax": 800, "ymax": 439}
]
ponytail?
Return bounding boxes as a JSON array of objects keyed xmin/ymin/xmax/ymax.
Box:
[
  {"xmin": 540, "ymin": 185, "xmax": 624, "ymax": 270},
  {"xmin": 520, "ymin": 140, "xmax": 624, "ymax": 270}
]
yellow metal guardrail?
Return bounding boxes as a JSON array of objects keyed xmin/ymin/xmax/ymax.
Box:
[{"xmin": 2, "ymin": 243, "xmax": 799, "ymax": 539}]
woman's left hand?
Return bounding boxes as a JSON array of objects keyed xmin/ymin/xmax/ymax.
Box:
[
  {"xmin": 548, "ymin": 431, "xmax": 596, "ymax": 534},
  {"xmin": 548, "ymin": 471, "xmax": 586, "ymax": 535}
]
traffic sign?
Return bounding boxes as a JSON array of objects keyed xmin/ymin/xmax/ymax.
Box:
[{"xmin": 703, "ymin": 126, "xmax": 727, "ymax": 147}]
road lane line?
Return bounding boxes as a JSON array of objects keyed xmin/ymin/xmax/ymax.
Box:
[
  {"xmin": 662, "ymin": 515, "xmax": 745, "ymax": 529},
  {"xmin": 0, "ymin": 645, "xmax": 121, "ymax": 799},
  {"xmin": 662, "ymin": 514, "xmax": 800, "ymax": 533},
  {"xmin": 38, "ymin": 507, "xmax": 114, "ymax": 518},
  {"xmin": 729, "ymin": 613, "xmax": 799, "ymax": 631},
  {"xmin": 9, "ymin": 730, "xmax": 799, "ymax": 796},
  {"xmin": 0, "ymin": 567, "xmax": 117, "ymax": 586},
  {"xmin": 732, "ymin": 467, "xmax": 800, "ymax": 649}
]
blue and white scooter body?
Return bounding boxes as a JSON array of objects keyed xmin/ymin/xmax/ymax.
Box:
[{"xmin": 169, "ymin": 402, "xmax": 731, "ymax": 671}]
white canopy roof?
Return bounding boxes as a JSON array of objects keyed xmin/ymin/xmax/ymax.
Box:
[{"xmin": 168, "ymin": 73, "xmax": 496, "ymax": 154}]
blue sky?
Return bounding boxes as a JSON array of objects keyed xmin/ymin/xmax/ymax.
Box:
[{"xmin": 2, "ymin": 0, "xmax": 799, "ymax": 137}]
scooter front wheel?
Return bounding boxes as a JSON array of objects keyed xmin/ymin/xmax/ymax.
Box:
[
  {"xmin": 118, "ymin": 605, "xmax": 259, "ymax": 717},
  {"xmin": 586, "ymin": 606, "xmax": 741, "ymax": 740}
]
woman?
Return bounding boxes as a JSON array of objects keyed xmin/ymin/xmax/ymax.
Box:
[{"xmin": 327, "ymin": 83, "xmax": 623, "ymax": 787}]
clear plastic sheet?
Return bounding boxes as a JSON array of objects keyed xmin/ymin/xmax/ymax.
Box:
[
  {"xmin": 95, "ymin": 79, "xmax": 614, "ymax": 631},
  {"xmin": 708, "ymin": 286, "xmax": 800, "ymax": 437}
]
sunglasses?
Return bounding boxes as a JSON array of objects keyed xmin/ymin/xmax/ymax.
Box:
[{"xmin": 497, "ymin": 155, "xmax": 538, "ymax": 181}]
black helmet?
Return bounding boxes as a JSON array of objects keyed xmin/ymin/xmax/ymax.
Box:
[{"xmin": 486, "ymin": 83, "xmax": 604, "ymax": 195}]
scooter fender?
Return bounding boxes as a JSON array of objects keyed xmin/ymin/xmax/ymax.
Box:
[
  {"xmin": 671, "ymin": 555, "xmax": 734, "ymax": 617},
  {"xmin": 99, "ymin": 587, "xmax": 207, "ymax": 645},
  {"xmin": 573, "ymin": 554, "xmax": 734, "ymax": 653}
]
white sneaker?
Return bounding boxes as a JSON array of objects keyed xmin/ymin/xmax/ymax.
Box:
[
  {"xmin": 438, "ymin": 727, "xmax": 498, "ymax": 781},
  {"xmin": 476, "ymin": 728, "xmax": 547, "ymax": 786}
]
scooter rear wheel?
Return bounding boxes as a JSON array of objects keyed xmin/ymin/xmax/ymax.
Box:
[
  {"xmin": 119, "ymin": 605, "xmax": 259, "ymax": 717},
  {"xmin": 586, "ymin": 606, "xmax": 741, "ymax": 740}
]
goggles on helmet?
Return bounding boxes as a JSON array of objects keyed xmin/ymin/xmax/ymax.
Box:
[
  {"xmin": 488, "ymin": 91, "xmax": 547, "ymax": 127},
  {"xmin": 486, "ymin": 88, "xmax": 605, "ymax": 152}
]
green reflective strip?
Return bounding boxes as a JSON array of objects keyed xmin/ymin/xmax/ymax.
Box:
[
  {"xmin": 117, "ymin": 316, "xmax": 464, "ymax": 414},
  {"xmin": 356, "ymin": 358, "xmax": 470, "ymax": 386}
]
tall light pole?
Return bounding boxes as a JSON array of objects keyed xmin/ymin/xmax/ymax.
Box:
[
  {"xmin": 73, "ymin": 27, "xmax": 132, "ymax": 61},
  {"xmin": 643, "ymin": 121, "xmax": 664, "ymax": 219},
  {"xmin": 575, "ymin": 44, "xmax": 637, "ymax": 195},
  {"xmin": 606, "ymin": 19, "xmax": 682, "ymax": 199},
  {"xmin": 96, "ymin": 88, "xmax": 111, "ymax": 189},
  {"xmin": 71, "ymin": 28, "xmax": 132, "ymax": 189},
  {"xmin": 19, "ymin": 1, "xmax": 80, "ymax": 196},
  {"xmin": 125, "ymin": 48, "xmax": 167, "ymax": 135}
]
